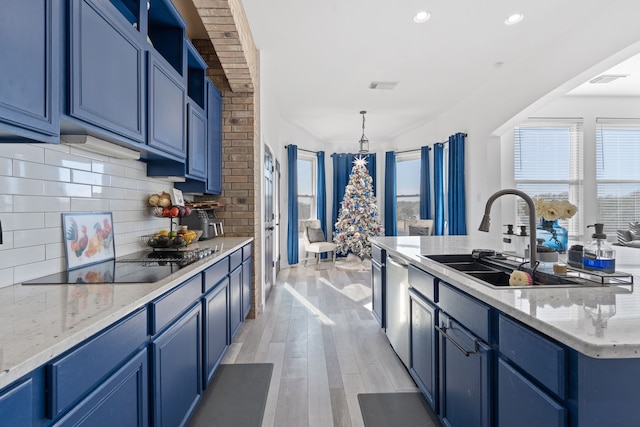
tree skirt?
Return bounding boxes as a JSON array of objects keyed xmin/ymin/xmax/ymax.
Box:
[{"xmin": 335, "ymin": 253, "xmax": 372, "ymax": 271}]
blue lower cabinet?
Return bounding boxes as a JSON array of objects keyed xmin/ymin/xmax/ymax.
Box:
[
  {"xmin": 151, "ymin": 303, "xmax": 202, "ymax": 427},
  {"xmin": 203, "ymin": 278, "xmax": 229, "ymax": 387},
  {"xmin": 497, "ymin": 358, "xmax": 566, "ymax": 427},
  {"xmin": 439, "ymin": 313, "xmax": 491, "ymax": 427},
  {"xmin": 229, "ymin": 266, "xmax": 242, "ymax": 341},
  {"xmin": 53, "ymin": 349, "xmax": 149, "ymax": 427},
  {"xmin": 0, "ymin": 378, "xmax": 34, "ymax": 427},
  {"xmin": 409, "ymin": 289, "xmax": 438, "ymax": 411},
  {"xmin": 242, "ymin": 258, "xmax": 252, "ymax": 319}
]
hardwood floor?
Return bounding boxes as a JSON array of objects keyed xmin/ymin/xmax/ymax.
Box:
[{"xmin": 220, "ymin": 262, "xmax": 419, "ymax": 427}]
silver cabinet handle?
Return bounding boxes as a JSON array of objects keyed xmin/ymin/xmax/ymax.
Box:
[
  {"xmin": 387, "ymin": 255, "xmax": 408, "ymax": 267},
  {"xmin": 435, "ymin": 324, "xmax": 480, "ymax": 357}
]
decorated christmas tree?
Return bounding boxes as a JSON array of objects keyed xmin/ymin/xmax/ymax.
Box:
[{"xmin": 333, "ymin": 155, "xmax": 384, "ymax": 258}]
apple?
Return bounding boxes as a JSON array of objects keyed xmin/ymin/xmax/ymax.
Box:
[
  {"xmin": 170, "ymin": 206, "xmax": 180, "ymax": 217},
  {"xmin": 162, "ymin": 207, "xmax": 171, "ymax": 217}
]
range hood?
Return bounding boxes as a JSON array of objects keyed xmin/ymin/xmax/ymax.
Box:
[{"xmin": 61, "ymin": 135, "xmax": 141, "ymax": 160}]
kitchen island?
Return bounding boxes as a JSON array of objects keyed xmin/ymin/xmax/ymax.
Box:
[
  {"xmin": 371, "ymin": 235, "xmax": 640, "ymax": 427},
  {"xmin": 0, "ymin": 236, "xmax": 252, "ymax": 426}
]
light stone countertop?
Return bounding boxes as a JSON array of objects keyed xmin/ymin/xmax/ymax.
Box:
[
  {"xmin": 371, "ymin": 236, "xmax": 640, "ymax": 360},
  {"xmin": 0, "ymin": 237, "xmax": 252, "ymax": 390}
]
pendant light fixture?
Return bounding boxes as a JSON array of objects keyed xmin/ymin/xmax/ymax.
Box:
[{"xmin": 358, "ymin": 110, "xmax": 369, "ymax": 154}]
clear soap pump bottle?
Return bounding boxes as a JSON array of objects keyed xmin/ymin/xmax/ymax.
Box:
[{"xmin": 582, "ymin": 223, "xmax": 616, "ymax": 273}]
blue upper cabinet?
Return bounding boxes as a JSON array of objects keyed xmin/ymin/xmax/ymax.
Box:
[
  {"xmin": 0, "ymin": 0, "xmax": 60, "ymax": 143},
  {"xmin": 68, "ymin": 0, "xmax": 146, "ymax": 144},
  {"xmin": 207, "ymin": 80, "xmax": 223, "ymax": 195},
  {"xmin": 147, "ymin": 50, "xmax": 186, "ymax": 158},
  {"xmin": 187, "ymin": 103, "xmax": 207, "ymax": 179}
]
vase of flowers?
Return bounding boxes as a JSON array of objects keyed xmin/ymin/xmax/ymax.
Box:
[{"xmin": 533, "ymin": 199, "xmax": 577, "ymax": 253}]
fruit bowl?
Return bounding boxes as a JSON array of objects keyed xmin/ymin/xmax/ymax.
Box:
[
  {"xmin": 149, "ymin": 205, "xmax": 192, "ymax": 218},
  {"xmin": 142, "ymin": 229, "xmax": 203, "ymax": 249}
]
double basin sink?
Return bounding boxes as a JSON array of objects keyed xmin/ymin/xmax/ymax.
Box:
[{"xmin": 422, "ymin": 253, "xmax": 587, "ymax": 289}]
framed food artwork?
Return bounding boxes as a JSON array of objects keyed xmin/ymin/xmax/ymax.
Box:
[{"xmin": 62, "ymin": 212, "xmax": 115, "ymax": 270}]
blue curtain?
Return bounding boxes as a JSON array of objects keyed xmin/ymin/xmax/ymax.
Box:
[
  {"xmin": 331, "ymin": 153, "xmax": 377, "ymax": 232},
  {"xmin": 317, "ymin": 151, "xmax": 327, "ymax": 258},
  {"xmin": 287, "ymin": 145, "xmax": 299, "ymax": 264},
  {"xmin": 448, "ymin": 133, "xmax": 467, "ymax": 235},
  {"xmin": 420, "ymin": 146, "xmax": 432, "ymax": 220},
  {"xmin": 384, "ymin": 151, "xmax": 397, "ymax": 236},
  {"xmin": 433, "ymin": 143, "xmax": 445, "ymax": 235}
]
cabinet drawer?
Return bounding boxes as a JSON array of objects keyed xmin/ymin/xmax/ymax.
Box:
[
  {"xmin": 438, "ymin": 282, "xmax": 490, "ymax": 342},
  {"xmin": 371, "ymin": 245, "xmax": 385, "ymax": 264},
  {"xmin": 499, "ymin": 314, "xmax": 566, "ymax": 398},
  {"xmin": 150, "ymin": 274, "xmax": 202, "ymax": 335},
  {"xmin": 408, "ymin": 264, "xmax": 436, "ymax": 302},
  {"xmin": 203, "ymin": 258, "xmax": 228, "ymax": 293},
  {"xmin": 498, "ymin": 358, "xmax": 567, "ymax": 427},
  {"xmin": 243, "ymin": 243, "xmax": 252, "ymax": 261},
  {"xmin": 229, "ymin": 249, "xmax": 242, "ymax": 271},
  {"xmin": 48, "ymin": 307, "xmax": 148, "ymax": 418},
  {"xmin": 0, "ymin": 378, "xmax": 32, "ymax": 427}
]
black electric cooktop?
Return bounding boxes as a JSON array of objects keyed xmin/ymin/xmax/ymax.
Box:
[{"xmin": 22, "ymin": 248, "xmax": 218, "ymax": 285}]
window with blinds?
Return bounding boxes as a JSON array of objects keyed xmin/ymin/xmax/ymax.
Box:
[
  {"xmin": 513, "ymin": 120, "xmax": 583, "ymax": 237},
  {"xmin": 395, "ymin": 154, "xmax": 421, "ymax": 235},
  {"xmin": 297, "ymin": 155, "xmax": 316, "ymax": 221},
  {"xmin": 595, "ymin": 119, "xmax": 640, "ymax": 235}
]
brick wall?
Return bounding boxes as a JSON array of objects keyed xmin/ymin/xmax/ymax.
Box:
[{"xmin": 193, "ymin": 39, "xmax": 262, "ymax": 317}]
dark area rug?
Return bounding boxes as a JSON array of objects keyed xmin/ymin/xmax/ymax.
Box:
[
  {"xmin": 358, "ymin": 392, "xmax": 442, "ymax": 427},
  {"xmin": 188, "ymin": 363, "xmax": 273, "ymax": 427}
]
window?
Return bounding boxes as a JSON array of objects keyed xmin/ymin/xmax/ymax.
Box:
[
  {"xmin": 395, "ymin": 155, "xmax": 421, "ymax": 235},
  {"xmin": 513, "ymin": 121, "xmax": 583, "ymax": 237},
  {"xmin": 596, "ymin": 119, "xmax": 640, "ymax": 235},
  {"xmin": 297, "ymin": 155, "xmax": 316, "ymax": 221}
]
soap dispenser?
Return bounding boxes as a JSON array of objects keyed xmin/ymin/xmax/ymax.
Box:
[
  {"xmin": 502, "ymin": 224, "xmax": 515, "ymax": 254},
  {"xmin": 582, "ymin": 223, "xmax": 616, "ymax": 273}
]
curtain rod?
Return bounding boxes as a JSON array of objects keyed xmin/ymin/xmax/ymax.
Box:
[
  {"xmin": 284, "ymin": 145, "xmax": 318, "ymax": 154},
  {"xmin": 396, "ymin": 133, "xmax": 468, "ymax": 154}
]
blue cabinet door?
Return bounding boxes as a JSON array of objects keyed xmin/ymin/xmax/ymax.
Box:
[
  {"xmin": 68, "ymin": 0, "xmax": 145, "ymax": 143},
  {"xmin": 0, "ymin": 378, "xmax": 33, "ymax": 427},
  {"xmin": 187, "ymin": 103, "xmax": 207, "ymax": 179},
  {"xmin": 371, "ymin": 257, "xmax": 385, "ymax": 328},
  {"xmin": 147, "ymin": 51, "xmax": 186, "ymax": 158},
  {"xmin": 206, "ymin": 81, "xmax": 222, "ymax": 194},
  {"xmin": 497, "ymin": 358, "xmax": 566, "ymax": 427},
  {"xmin": 53, "ymin": 349, "xmax": 149, "ymax": 427},
  {"xmin": 0, "ymin": 0, "xmax": 59, "ymax": 142},
  {"xmin": 203, "ymin": 278, "xmax": 229, "ymax": 387},
  {"xmin": 152, "ymin": 303, "xmax": 201, "ymax": 427},
  {"xmin": 409, "ymin": 289, "xmax": 438, "ymax": 411},
  {"xmin": 439, "ymin": 313, "xmax": 491, "ymax": 427},
  {"xmin": 242, "ymin": 259, "xmax": 252, "ymax": 319},
  {"xmin": 229, "ymin": 266, "xmax": 242, "ymax": 341}
]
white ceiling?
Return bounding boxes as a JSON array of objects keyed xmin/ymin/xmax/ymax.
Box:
[{"xmin": 239, "ymin": 0, "xmax": 640, "ymax": 143}]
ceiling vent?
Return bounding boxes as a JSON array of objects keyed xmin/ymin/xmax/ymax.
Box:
[
  {"xmin": 369, "ymin": 81, "xmax": 398, "ymax": 90},
  {"xmin": 589, "ymin": 74, "xmax": 629, "ymax": 84}
]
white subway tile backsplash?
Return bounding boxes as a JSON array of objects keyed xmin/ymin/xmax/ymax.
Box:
[
  {"xmin": 0, "ymin": 177, "xmax": 45, "ymax": 196},
  {"xmin": 0, "ymin": 144, "xmax": 45, "ymax": 163},
  {"xmin": 0, "ymin": 158, "xmax": 13, "ymax": 176},
  {"xmin": 0, "ymin": 195, "xmax": 14, "ymax": 212},
  {"xmin": 2, "ymin": 213, "xmax": 45, "ymax": 231},
  {"xmin": 0, "ymin": 246, "xmax": 45, "ymax": 270},
  {"xmin": 1, "ymin": 144, "xmax": 182, "ymax": 285},
  {"xmin": 13, "ymin": 196, "xmax": 71, "ymax": 213},
  {"xmin": 71, "ymin": 170, "xmax": 111, "ymax": 186},
  {"xmin": 70, "ymin": 197, "xmax": 111, "ymax": 212},
  {"xmin": 44, "ymin": 149, "xmax": 92, "ymax": 171},
  {"xmin": 13, "ymin": 160, "xmax": 71, "ymax": 182},
  {"xmin": 13, "ymin": 228, "xmax": 62, "ymax": 248},
  {"xmin": 44, "ymin": 181, "xmax": 92, "ymax": 198}
]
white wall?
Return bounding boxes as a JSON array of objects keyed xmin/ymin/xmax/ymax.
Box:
[{"xmin": 0, "ymin": 143, "xmax": 179, "ymax": 288}]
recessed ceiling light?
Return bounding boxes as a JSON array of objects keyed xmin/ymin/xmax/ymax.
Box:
[
  {"xmin": 413, "ymin": 10, "xmax": 431, "ymax": 24},
  {"xmin": 504, "ymin": 13, "xmax": 524, "ymax": 25}
]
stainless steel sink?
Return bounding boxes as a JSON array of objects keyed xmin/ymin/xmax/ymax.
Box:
[{"xmin": 421, "ymin": 253, "xmax": 591, "ymax": 289}]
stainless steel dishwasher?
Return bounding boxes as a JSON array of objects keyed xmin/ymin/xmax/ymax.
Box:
[{"xmin": 385, "ymin": 254, "xmax": 410, "ymax": 367}]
